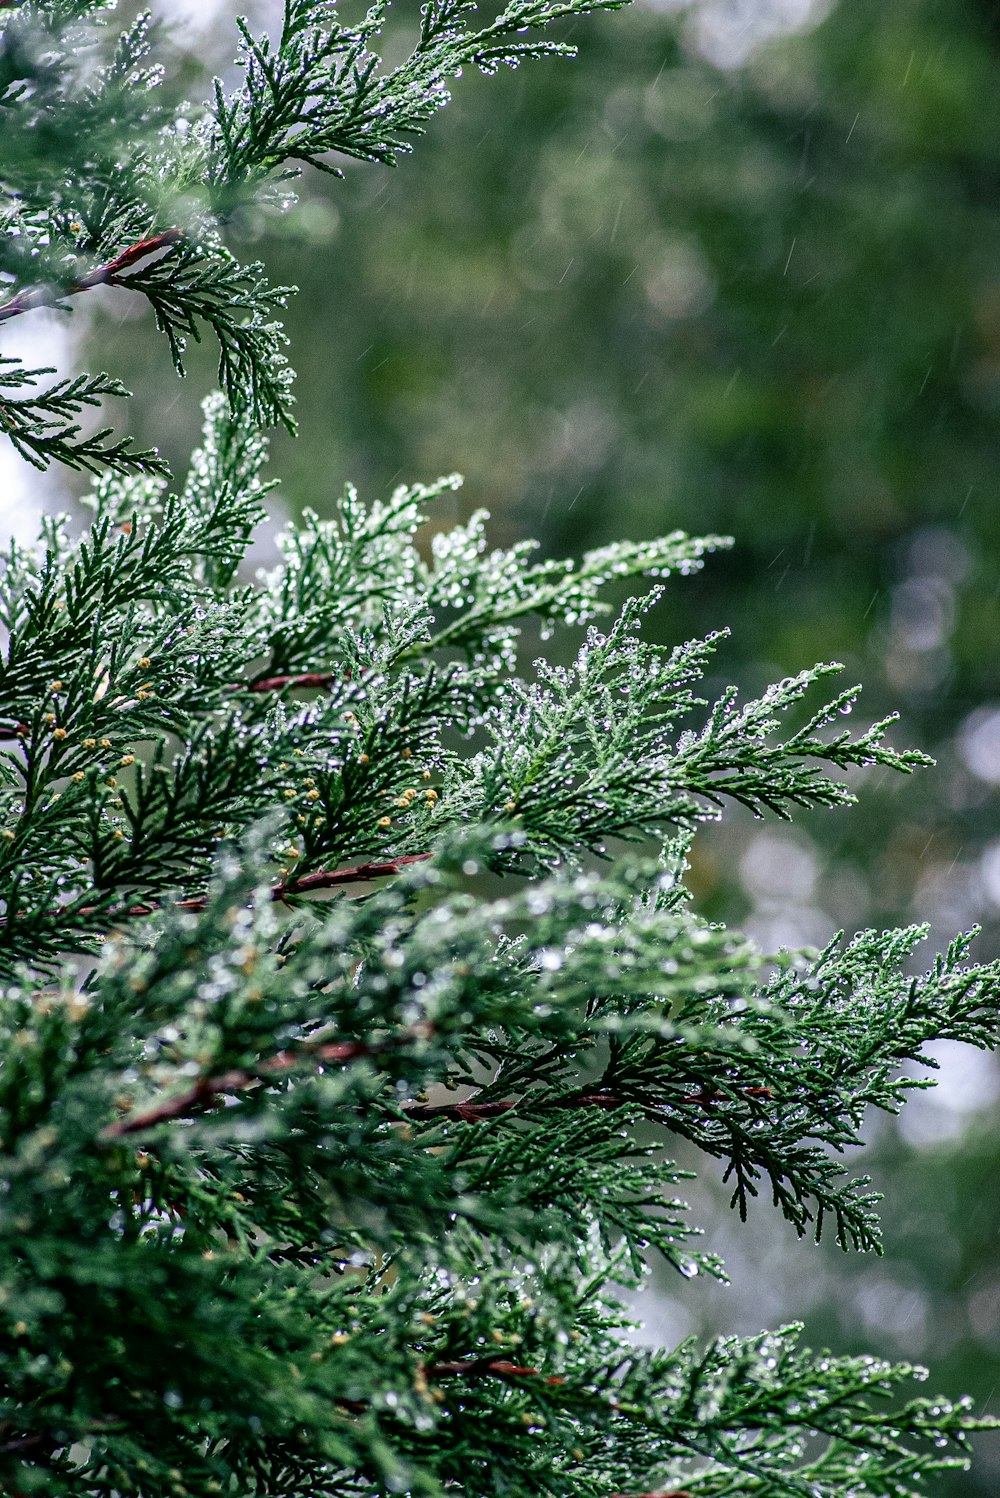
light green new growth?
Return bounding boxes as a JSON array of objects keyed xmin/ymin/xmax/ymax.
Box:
[{"xmin": 0, "ymin": 2, "xmax": 997, "ymax": 1496}]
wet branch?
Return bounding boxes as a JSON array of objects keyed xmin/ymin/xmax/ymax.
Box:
[
  {"xmin": 0, "ymin": 855, "xmax": 433, "ymax": 931},
  {"xmin": 406, "ymin": 1084, "xmax": 774, "ymax": 1123},
  {"xmin": 245, "ymin": 671, "xmax": 338, "ymax": 693},
  {"xmin": 426, "ymin": 1356, "xmax": 567, "ymax": 1386},
  {"xmin": 0, "ymin": 231, "xmax": 182, "ymax": 326},
  {"xmin": 404, "ymin": 1090, "xmax": 624, "ymax": 1123},
  {"xmin": 102, "ymin": 1066, "xmax": 777, "ymax": 1142},
  {"xmin": 275, "ymin": 855, "xmax": 432, "ymax": 896},
  {"xmin": 102, "ymin": 1037, "xmax": 375, "ymax": 1138}
]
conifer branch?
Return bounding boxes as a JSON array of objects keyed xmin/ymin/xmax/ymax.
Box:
[
  {"xmin": 0, "ymin": 359, "xmax": 167, "ymax": 475},
  {"xmin": 246, "ymin": 670, "xmax": 337, "ymax": 693},
  {"xmin": 0, "ymin": 854, "xmax": 433, "ymax": 933},
  {"xmin": 425, "ymin": 1356, "xmax": 567, "ymax": 1385},
  {"xmin": 276, "ymin": 853, "xmax": 433, "ymax": 894},
  {"xmin": 0, "ymin": 229, "xmax": 182, "ymax": 325},
  {"xmin": 0, "ymin": 0, "xmax": 634, "ymax": 477},
  {"xmin": 0, "ymin": 8, "xmax": 997, "ymax": 1494},
  {"xmin": 101, "ymin": 1038, "xmax": 376, "ymax": 1139}
]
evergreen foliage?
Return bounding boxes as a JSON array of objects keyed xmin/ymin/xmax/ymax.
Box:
[
  {"xmin": 0, "ymin": 2, "xmax": 997, "ymax": 1496},
  {"xmin": 0, "ymin": 0, "xmax": 627, "ymax": 462}
]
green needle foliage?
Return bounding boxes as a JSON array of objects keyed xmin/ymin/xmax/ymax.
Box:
[
  {"xmin": 0, "ymin": 2, "xmax": 997, "ymax": 1496},
  {"xmin": 0, "ymin": 0, "xmax": 628, "ymax": 464}
]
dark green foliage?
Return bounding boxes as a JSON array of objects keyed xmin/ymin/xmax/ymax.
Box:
[
  {"xmin": 210, "ymin": 0, "xmax": 632, "ymax": 187},
  {"xmin": 0, "ymin": 414, "xmax": 927, "ymax": 975},
  {"xmin": 0, "ymin": 420, "xmax": 995, "ymax": 1494},
  {"xmin": 0, "ymin": 359, "xmax": 165, "ymax": 475},
  {"xmin": 0, "ymin": 2, "xmax": 997, "ymax": 1496},
  {"xmin": 0, "ymin": 0, "xmax": 629, "ymax": 460},
  {"xmin": 205, "ymin": 0, "xmax": 1000, "ymax": 970}
]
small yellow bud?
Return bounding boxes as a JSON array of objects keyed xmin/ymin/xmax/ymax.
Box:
[
  {"xmin": 424, "ymin": 789, "xmax": 438, "ymax": 804},
  {"xmin": 306, "ymin": 788, "xmax": 321, "ymax": 801},
  {"xmin": 138, "ymin": 657, "xmax": 151, "ymax": 670},
  {"xmin": 394, "ymin": 796, "xmax": 410, "ymax": 809},
  {"xmin": 83, "ymin": 738, "xmax": 96, "ymax": 749},
  {"xmin": 503, "ymin": 800, "xmax": 517, "ymax": 813},
  {"xmin": 43, "ymin": 712, "xmax": 56, "ymax": 725},
  {"xmin": 284, "ymin": 789, "xmax": 296, "ymax": 799},
  {"xmin": 49, "ymin": 680, "xmax": 63, "ymax": 692},
  {"xmin": 71, "ymin": 772, "xmax": 85, "ymax": 784},
  {"xmin": 422, "ymin": 769, "xmax": 432, "ymax": 781},
  {"xmin": 358, "ymin": 753, "xmax": 370, "ymax": 766},
  {"xmin": 112, "ymin": 829, "xmax": 124, "ymax": 840},
  {"xmin": 119, "ymin": 754, "xmax": 135, "ymax": 767},
  {"xmin": 377, "ymin": 815, "xmax": 392, "ymax": 828},
  {"xmin": 1, "ymin": 830, "xmax": 14, "ymax": 842},
  {"xmin": 303, "ymin": 776, "xmax": 316, "ymax": 788},
  {"xmin": 53, "ymin": 727, "xmax": 67, "ymax": 741},
  {"xmin": 100, "ymin": 738, "xmax": 111, "ymax": 749},
  {"xmin": 401, "ymin": 747, "xmax": 412, "ymax": 759}
]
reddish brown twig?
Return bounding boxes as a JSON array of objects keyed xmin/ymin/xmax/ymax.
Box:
[
  {"xmin": 245, "ymin": 671, "xmax": 338, "ymax": 694},
  {"xmin": 155, "ymin": 855, "xmax": 434, "ymax": 913},
  {"xmin": 406, "ymin": 1083, "xmax": 776, "ymax": 1127},
  {"xmin": 103, "ymin": 1076, "xmax": 628, "ymax": 1145},
  {"xmin": 124, "ymin": 855, "xmax": 434, "ymax": 916},
  {"xmin": 425, "ymin": 1357, "xmax": 566, "ymax": 1387},
  {"xmin": 612, "ymin": 1492, "xmax": 693, "ymax": 1498},
  {"xmin": 276, "ymin": 855, "xmax": 431, "ymax": 896},
  {"xmin": 0, "ymin": 854, "xmax": 433, "ymax": 929},
  {"xmin": 102, "ymin": 1037, "xmax": 377, "ymax": 1139},
  {"xmin": 404, "ymin": 1089, "xmax": 623, "ymax": 1123},
  {"xmin": 331, "ymin": 1353, "xmax": 562, "ymax": 1416},
  {"xmin": 0, "ymin": 229, "xmax": 181, "ymax": 325}
]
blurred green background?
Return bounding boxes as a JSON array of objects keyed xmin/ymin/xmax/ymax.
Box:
[{"xmin": 76, "ymin": 0, "xmax": 1000, "ymax": 1489}]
